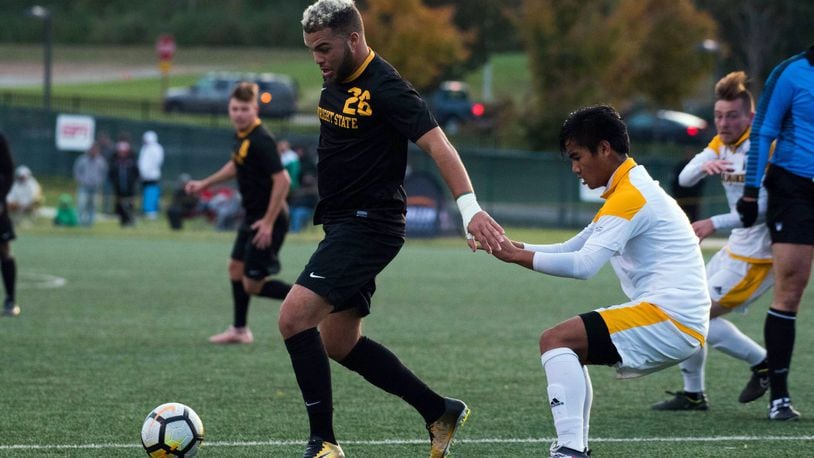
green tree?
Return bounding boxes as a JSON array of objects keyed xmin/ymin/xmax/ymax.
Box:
[
  {"xmin": 0, "ymin": 0, "xmax": 312, "ymax": 46},
  {"xmin": 694, "ymin": 0, "xmax": 814, "ymax": 95},
  {"xmin": 604, "ymin": 0, "xmax": 716, "ymax": 108},
  {"xmin": 361, "ymin": 0, "xmax": 470, "ymax": 91},
  {"xmin": 515, "ymin": 0, "xmax": 613, "ymax": 149},
  {"xmin": 425, "ymin": 0, "xmax": 524, "ymax": 73},
  {"xmin": 517, "ymin": 0, "xmax": 716, "ymax": 149}
]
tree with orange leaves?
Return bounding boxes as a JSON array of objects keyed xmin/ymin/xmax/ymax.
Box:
[{"xmin": 361, "ymin": 0, "xmax": 472, "ymax": 91}]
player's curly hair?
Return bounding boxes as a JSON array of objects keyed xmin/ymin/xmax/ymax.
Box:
[
  {"xmin": 559, "ymin": 105, "xmax": 630, "ymax": 156},
  {"xmin": 302, "ymin": 0, "xmax": 363, "ymax": 36},
  {"xmin": 230, "ymin": 82, "xmax": 258, "ymax": 104},
  {"xmin": 714, "ymin": 71, "xmax": 754, "ymax": 112}
]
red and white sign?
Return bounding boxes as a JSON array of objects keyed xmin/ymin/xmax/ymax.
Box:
[
  {"xmin": 55, "ymin": 114, "xmax": 95, "ymax": 151},
  {"xmin": 155, "ymin": 34, "xmax": 176, "ymax": 61}
]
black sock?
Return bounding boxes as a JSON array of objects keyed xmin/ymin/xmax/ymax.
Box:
[
  {"xmin": 751, "ymin": 358, "xmax": 769, "ymax": 373},
  {"xmin": 1, "ymin": 257, "xmax": 16, "ymax": 302},
  {"xmin": 231, "ymin": 280, "xmax": 250, "ymax": 328},
  {"xmin": 764, "ymin": 308, "xmax": 796, "ymax": 400},
  {"xmin": 339, "ymin": 336, "xmax": 445, "ymax": 424},
  {"xmin": 284, "ymin": 328, "xmax": 335, "ymax": 443},
  {"xmin": 258, "ymin": 280, "xmax": 291, "ymax": 300}
]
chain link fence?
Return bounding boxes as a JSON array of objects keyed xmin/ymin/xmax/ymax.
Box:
[{"xmin": 0, "ymin": 104, "xmax": 729, "ymax": 228}]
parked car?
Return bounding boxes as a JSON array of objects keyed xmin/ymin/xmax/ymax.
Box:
[
  {"xmin": 426, "ymin": 81, "xmax": 485, "ymax": 134},
  {"xmin": 624, "ymin": 109, "xmax": 711, "ymax": 145},
  {"xmin": 163, "ymin": 72, "xmax": 298, "ymax": 119}
]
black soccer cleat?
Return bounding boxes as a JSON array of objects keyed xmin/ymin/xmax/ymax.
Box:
[
  {"xmin": 738, "ymin": 364, "xmax": 770, "ymax": 403},
  {"xmin": 427, "ymin": 397, "xmax": 470, "ymax": 458},
  {"xmin": 302, "ymin": 436, "xmax": 345, "ymax": 458},
  {"xmin": 651, "ymin": 390, "xmax": 708, "ymax": 411},
  {"xmin": 549, "ymin": 442, "xmax": 590, "ymax": 458},
  {"xmin": 2, "ymin": 298, "xmax": 19, "ymax": 317},
  {"xmin": 769, "ymin": 398, "xmax": 801, "ymax": 421}
]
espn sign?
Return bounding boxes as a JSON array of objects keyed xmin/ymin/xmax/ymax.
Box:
[{"xmin": 55, "ymin": 114, "xmax": 95, "ymax": 151}]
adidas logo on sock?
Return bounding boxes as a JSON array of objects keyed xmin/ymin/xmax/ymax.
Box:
[{"xmin": 550, "ymin": 398, "xmax": 564, "ymax": 408}]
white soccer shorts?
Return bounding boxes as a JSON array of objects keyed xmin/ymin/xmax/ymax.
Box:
[
  {"xmin": 597, "ymin": 301, "xmax": 704, "ymax": 379},
  {"xmin": 706, "ymin": 249, "xmax": 774, "ymax": 313}
]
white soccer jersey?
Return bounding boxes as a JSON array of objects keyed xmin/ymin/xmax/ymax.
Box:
[
  {"xmin": 678, "ymin": 129, "xmax": 772, "ymax": 260},
  {"xmin": 588, "ymin": 159, "xmax": 711, "ymax": 339},
  {"xmin": 526, "ymin": 159, "xmax": 711, "ymax": 376},
  {"xmin": 529, "ymin": 159, "xmax": 711, "ymax": 342}
]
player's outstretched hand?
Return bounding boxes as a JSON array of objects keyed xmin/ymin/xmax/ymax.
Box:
[
  {"xmin": 477, "ymin": 237, "xmax": 534, "ymax": 269},
  {"xmin": 691, "ymin": 218, "xmax": 715, "ymax": 241},
  {"xmin": 185, "ymin": 180, "xmax": 205, "ymax": 195},
  {"xmin": 490, "ymin": 237, "xmax": 522, "ymax": 263},
  {"xmin": 701, "ymin": 159, "xmax": 733, "ymax": 176},
  {"xmin": 466, "ymin": 211, "xmax": 505, "ymax": 253}
]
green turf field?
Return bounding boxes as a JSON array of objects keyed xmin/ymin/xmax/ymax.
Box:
[{"xmin": 0, "ymin": 222, "xmax": 811, "ymax": 457}]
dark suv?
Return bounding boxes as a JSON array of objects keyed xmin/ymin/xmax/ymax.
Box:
[
  {"xmin": 625, "ymin": 109, "xmax": 711, "ymax": 145},
  {"xmin": 163, "ymin": 72, "xmax": 298, "ymax": 119},
  {"xmin": 426, "ymin": 81, "xmax": 485, "ymax": 134}
]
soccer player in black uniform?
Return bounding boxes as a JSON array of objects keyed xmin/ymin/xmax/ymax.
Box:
[
  {"xmin": 186, "ymin": 82, "xmax": 292, "ymax": 344},
  {"xmin": 0, "ymin": 132, "xmax": 20, "ymax": 317},
  {"xmin": 286, "ymin": 2, "xmax": 505, "ymax": 457}
]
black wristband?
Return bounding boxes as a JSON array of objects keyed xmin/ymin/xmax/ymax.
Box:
[{"xmin": 743, "ymin": 186, "xmax": 759, "ymax": 199}]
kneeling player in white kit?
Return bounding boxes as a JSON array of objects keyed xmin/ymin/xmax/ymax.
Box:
[
  {"xmin": 652, "ymin": 71, "xmax": 773, "ymax": 411},
  {"xmin": 487, "ymin": 105, "xmax": 710, "ymax": 458}
]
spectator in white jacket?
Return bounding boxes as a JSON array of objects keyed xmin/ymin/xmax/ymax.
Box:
[
  {"xmin": 7, "ymin": 165, "xmax": 43, "ymax": 225},
  {"xmin": 138, "ymin": 131, "xmax": 164, "ymax": 220}
]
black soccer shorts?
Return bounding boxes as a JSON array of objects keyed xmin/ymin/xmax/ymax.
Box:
[
  {"xmin": 580, "ymin": 311, "xmax": 622, "ymax": 366},
  {"xmin": 0, "ymin": 210, "xmax": 15, "ymax": 242},
  {"xmin": 764, "ymin": 164, "xmax": 814, "ymax": 245},
  {"xmin": 231, "ymin": 212, "xmax": 289, "ymax": 280},
  {"xmin": 296, "ymin": 218, "xmax": 404, "ymax": 315}
]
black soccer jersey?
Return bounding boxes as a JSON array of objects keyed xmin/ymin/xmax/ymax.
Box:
[
  {"xmin": 314, "ymin": 50, "xmax": 438, "ymax": 225},
  {"xmin": 0, "ymin": 136, "xmax": 13, "ymax": 201},
  {"xmin": 231, "ymin": 119, "xmax": 284, "ymax": 221}
]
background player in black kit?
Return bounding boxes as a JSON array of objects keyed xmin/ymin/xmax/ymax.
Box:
[
  {"xmin": 186, "ymin": 82, "xmax": 292, "ymax": 344},
  {"xmin": 285, "ymin": 2, "xmax": 505, "ymax": 457},
  {"xmin": 0, "ymin": 132, "xmax": 20, "ymax": 317}
]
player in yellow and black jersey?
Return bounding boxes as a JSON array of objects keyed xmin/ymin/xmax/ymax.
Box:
[
  {"xmin": 282, "ymin": 2, "xmax": 505, "ymax": 458},
  {"xmin": 312, "ymin": 48, "xmax": 437, "ymax": 227},
  {"xmin": 279, "ymin": 0, "xmax": 503, "ymax": 458},
  {"xmin": 186, "ymin": 82, "xmax": 292, "ymax": 345}
]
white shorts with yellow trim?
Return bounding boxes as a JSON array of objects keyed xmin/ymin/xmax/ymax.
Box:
[
  {"xmin": 598, "ymin": 301, "xmax": 704, "ymax": 379},
  {"xmin": 707, "ymin": 249, "xmax": 773, "ymax": 313}
]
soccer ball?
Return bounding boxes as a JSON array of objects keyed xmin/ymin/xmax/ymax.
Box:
[{"xmin": 141, "ymin": 402, "xmax": 205, "ymax": 457}]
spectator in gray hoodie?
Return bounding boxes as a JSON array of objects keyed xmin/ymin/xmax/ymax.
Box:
[{"xmin": 73, "ymin": 142, "xmax": 108, "ymax": 226}]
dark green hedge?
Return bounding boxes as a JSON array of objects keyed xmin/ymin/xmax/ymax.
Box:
[{"xmin": 1, "ymin": 0, "xmax": 312, "ymax": 46}]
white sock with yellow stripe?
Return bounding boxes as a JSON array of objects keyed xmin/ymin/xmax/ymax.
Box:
[
  {"xmin": 541, "ymin": 348, "xmax": 585, "ymax": 451},
  {"xmin": 679, "ymin": 346, "xmax": 707, "ymax": 393},
  {"xmin": 708, "ymin": 317, "xmax": 766, "ymax": 366}
]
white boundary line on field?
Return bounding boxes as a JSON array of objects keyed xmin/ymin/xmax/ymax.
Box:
[
  {"xmin": 2, "ymin": 435, "xmax": 814, "ymax": 450},
  {"xmin": 17, "ymin": 271, "xmax": 67, "ymax": 290}
]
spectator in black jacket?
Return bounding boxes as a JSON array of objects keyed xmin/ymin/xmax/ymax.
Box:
[{"xmin": 109, "ymin": 140, "xmax": 139, "ymax": 227}]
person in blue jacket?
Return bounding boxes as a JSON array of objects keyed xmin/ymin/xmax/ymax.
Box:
[{"xmin": 737, "ymin": 45, "xmax": 814, "ymax": 421}]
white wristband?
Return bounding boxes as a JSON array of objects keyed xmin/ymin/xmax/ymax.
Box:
[{"xmin": 456, "ymin": 193, "xmax": 482, "ymax": 232}]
